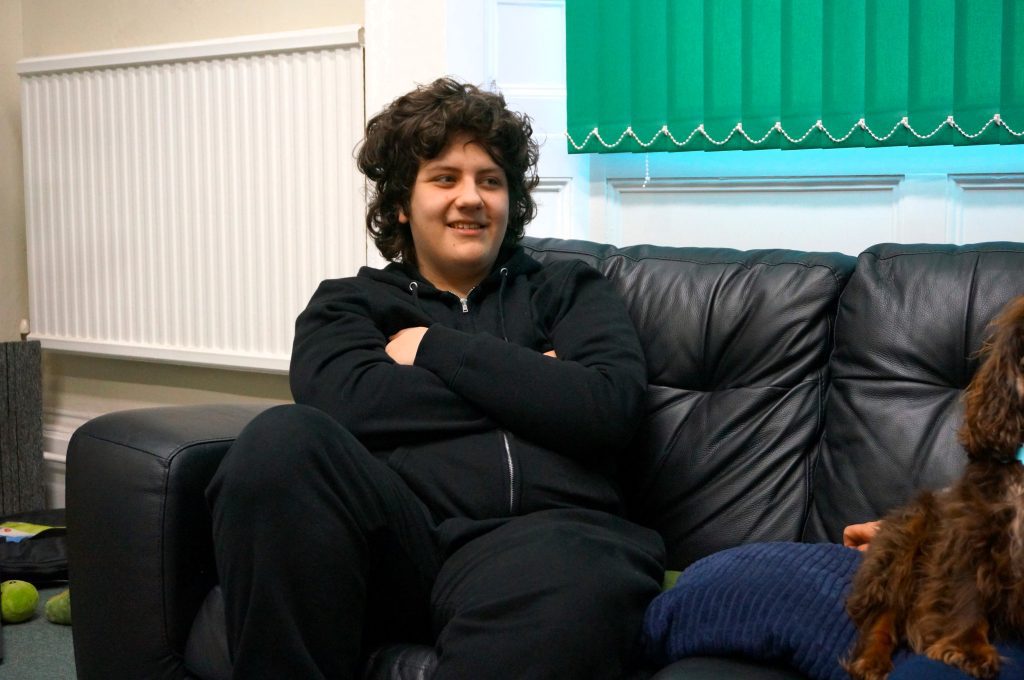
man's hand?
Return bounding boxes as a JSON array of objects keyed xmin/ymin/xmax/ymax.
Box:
[
  {"xmin": 386, "ymin": 327, "xmax": 428, "ymax": 365},
  {"xmin": 843, "ymin": 520, "xmax": 882, "ymax": 552}
]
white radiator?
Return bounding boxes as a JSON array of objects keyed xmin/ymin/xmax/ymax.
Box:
[{"xmin": 18, "ymin": 27, "xmax": 366, "ymax": 372}]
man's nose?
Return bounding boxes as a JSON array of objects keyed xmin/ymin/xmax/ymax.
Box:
[{"xmin": 455, "ymin": 180, "xmax": 483, "ymax": 208}]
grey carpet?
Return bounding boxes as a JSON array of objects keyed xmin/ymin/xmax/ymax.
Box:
[{"xmin": 1, "ymin": 585, "xmax": 75, "ymax": 680}]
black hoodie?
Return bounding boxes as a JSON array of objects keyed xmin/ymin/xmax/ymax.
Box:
[{"xmin": 290, "ymin": 246, "xmax": 647, "ymax": 522}]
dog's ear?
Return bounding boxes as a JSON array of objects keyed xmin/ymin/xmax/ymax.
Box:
[{"xmin": 959, "ymin": 295, "xmax": 1024, "ymax": 461}]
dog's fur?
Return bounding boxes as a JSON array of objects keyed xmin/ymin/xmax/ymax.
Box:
[{"xmin": 844, "ymin": 294, "xmax": 1024, "ymax": 680}]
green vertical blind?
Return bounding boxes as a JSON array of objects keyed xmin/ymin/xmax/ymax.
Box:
[{"xmin": 566, "ymin": 0, "xmax": 1024, "ymax": 153}]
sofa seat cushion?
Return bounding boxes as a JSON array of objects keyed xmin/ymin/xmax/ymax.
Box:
[{"xmin": 644, "ymin": 542, "xmax": 860, "ymax": 680}]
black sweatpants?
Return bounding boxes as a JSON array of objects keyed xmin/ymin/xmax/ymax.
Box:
[{"xmin": 207, "ymin": 404, "xmax": 664, "ymax": 679}]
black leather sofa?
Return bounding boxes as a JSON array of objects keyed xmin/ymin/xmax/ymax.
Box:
[{"xmin": 65, "ymin": 236, "xmax": 1024, "ymax": 679}]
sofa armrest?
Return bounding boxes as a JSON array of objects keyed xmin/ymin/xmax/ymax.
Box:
[{"xmin": 66, "ymin": 404, "xmax": 269, "ymax": 680}]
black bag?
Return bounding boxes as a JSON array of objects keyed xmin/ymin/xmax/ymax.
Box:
[
  {"xmin": 0, "ymin": 508, "xmax": 68, "ymax": 583},
  {"xmin": 0, "ymin": 509, "xmax": 66, "ymax": 662}
]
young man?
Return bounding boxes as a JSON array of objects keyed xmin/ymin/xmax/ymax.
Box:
[{"xmin": 207, "ymin": 78, "xmax": 665, "ymax": 679}]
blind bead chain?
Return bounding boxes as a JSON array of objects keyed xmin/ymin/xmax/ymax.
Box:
[{"xmin": 567, "ymin": 113, "xmax": 1022, "ymax": 150}]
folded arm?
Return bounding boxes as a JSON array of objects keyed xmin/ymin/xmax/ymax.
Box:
[
  {"xmin": 412, "ymin": 263, "xmax": 647, "ymax": 456},
  {"xmin": 292, "ymin": 263, "xmax": 647, "ymax": 457},
  {"xmin": 289, "ymin": 284, "xmax": 496, "ymax": 450}
]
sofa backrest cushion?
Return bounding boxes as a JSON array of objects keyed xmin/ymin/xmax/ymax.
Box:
[
  {"xmin": 523, "ymin": 237, "xmax": 856, "ymax": 570},
  {"xmin": 804, "ymin": 242, "xmax": 1024, "ymax": 542}
]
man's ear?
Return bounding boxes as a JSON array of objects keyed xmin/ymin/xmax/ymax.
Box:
[{"xmin": 397, "ymin": 208, "xmax": 409, "ymax": 224}]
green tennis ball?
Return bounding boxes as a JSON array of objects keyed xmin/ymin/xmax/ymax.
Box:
[
  {"xmin": 45, "ymin": 588, "xmax": 71, "ymax": 625},
  {"xmin": 1, "ymin": 579, "xmax": 39, "ymax": 623}
]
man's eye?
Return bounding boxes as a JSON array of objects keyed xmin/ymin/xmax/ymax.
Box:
[
  {"xmin": 482, "ymin": 177, "xmax": 504, "ymax": 187},
  {"xmin": 433, "ymin": 175, "xmax": 455, "ymax": 183}
]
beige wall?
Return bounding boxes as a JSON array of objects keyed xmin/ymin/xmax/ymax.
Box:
[
  {"xmin": 1, "ymin": 0, "xmax": 27, "ymax": 343},
  {"xmin": 10, "ymin": 0, "xmax": 363, "ymax": 417},
  {"xmin": 44, "ymin": 354, "xmax": 293, "ymax": 414},
  {"xmin": 22, "ymin": 0, "xmax": 362, "ymax": 57}
]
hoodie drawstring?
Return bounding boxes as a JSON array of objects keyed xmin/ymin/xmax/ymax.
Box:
[
  {"xmin": 408, "ymin": 281, "xmax": 424, "ymax": 313},
  {"xmin": 497, "ymin": 268, "xmax": 510, "ymax": 342}
]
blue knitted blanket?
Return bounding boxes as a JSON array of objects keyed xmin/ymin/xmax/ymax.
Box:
[{"xmin": 643, "ymin": 542, "xmax": 1024, "ymax": 680}]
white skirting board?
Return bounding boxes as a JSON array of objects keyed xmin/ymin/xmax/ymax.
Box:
[{"xmin": 40, "ymin": 409, "xmax": 84, "ymax": 510}]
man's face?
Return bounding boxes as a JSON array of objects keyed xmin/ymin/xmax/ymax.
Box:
[{"xmin": 400, "ymin": 133, "xmax": 510, "ymax": 296}]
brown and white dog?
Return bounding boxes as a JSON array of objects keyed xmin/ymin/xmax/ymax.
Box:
[{"xmin": 844, "ymin": 294, "xmax": 1024, "ymax": 680}]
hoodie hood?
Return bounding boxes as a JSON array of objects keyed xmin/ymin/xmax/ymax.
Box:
[
  {"xmin": 357, "ymin": 245, "xmax": 542, "ymax": 298},
  {"xmin": 356, "ymin": 246, "xmax": 544, "ymax": 341}
]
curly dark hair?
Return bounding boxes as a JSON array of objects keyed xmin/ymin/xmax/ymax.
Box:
[
  {"xmin": 958, "ymin": 294, "xmax": 1024, "ymax": 462},
  {"xmin": 357, "ymin": 77, "xmax": 540, "ymax": 263}
]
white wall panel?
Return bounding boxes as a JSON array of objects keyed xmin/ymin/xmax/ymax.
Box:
[
  {"xmin": 950, "ymin": 175, "xmax": 1024, "ymax": 244},
  {"xmin": 495, "ymin": 0, "xmax": 566, "ymax": 89},
  {"xmin": 609, "ymin": 177, "xmax": 902, "ymax": 252},
  {"xmin": 528, "ymin": 177, "xmax": 575, "ymax": 240}
]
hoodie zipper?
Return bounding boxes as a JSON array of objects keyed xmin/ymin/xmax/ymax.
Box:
[
  {"xmin": 502, "ymin": 431, "xmax": 516, "ymax": 514},
  {"xmin": 454, "ymin": 289, "xmax": 513, "ymax": 512},
  {"xmin": 457, "ymin": 285, "xmax": 479, "ymax": 313}
]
